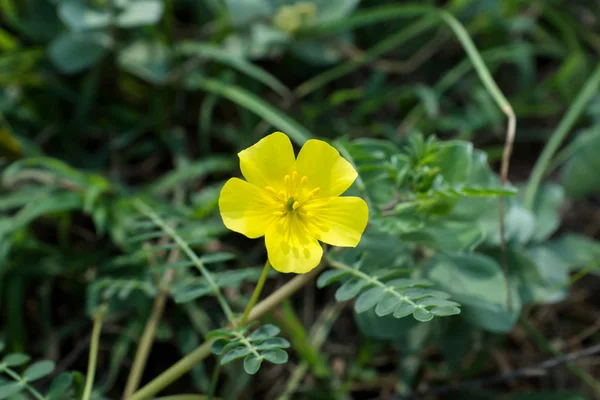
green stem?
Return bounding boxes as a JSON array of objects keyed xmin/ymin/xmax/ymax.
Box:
[
  {"xmin": 123, "ymin": 272, "xmax": 172, "ymax": 399},
  {"xmin": 524, "ymin": 63, "xmax": 600, "ymax": 210},
  {"xmin": 128, "ymin": 266, "xmax": 323, "ymax": 400},
  {"xmin": 1, "ymin": 368, "xmax": 44, "ymax": 400},
  {"xmin": 240, "ymin": 260, "xmax": 271, "ymax": 326},
  {"xmin": 83, "ymin": 306, "xmax": 106, "ymax": 400}
]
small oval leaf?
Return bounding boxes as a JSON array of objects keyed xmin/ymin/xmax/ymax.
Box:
[
  {"xmin": 0, "ymin": 382, "xmax": 24, "ymax": 399},
  {"xmin": 375, "ymin": 293, "xmax": 402, "ymax": 316},
  {"xmin": 221, "ymin": 346, "xmax": 251, "ymax": 365},
  {"xmin": 248, "ymin": 324, "xmax": 280, "ymax": 341},
  {"xmin": 317, "ymin": 269, "xmax": 349, "ymax": 288},
  {"xmin": 47, "ymin": 372, "xmax": 74, "ymax": 400},
  {"xmin": 393, "ymin": 302, "xmax": 416, "ymax": 319},
  {"xmin": 2, "ymin": 353, "xmax": 30, "ymax": 367},
  {"xmin": 413, "ymin": 308, "xmax": 434, "ymax": 322},
  {"xmin": 354, "ymin": 287, "xmax": 385, "ymax": 313},
  {"xmin": 243, "ymin": 354, "xmax": 262, "ymax": 375},
  {"xmin": 430, "ymin": 306, "xmax": 461, "ymax": 316},
  {"xmin": 262, "ymin": 348, "xmax": 288, "ymax": 364},
  {"xmin": 23, "ymin": 360, "xmax": 55, "ymax": 381},
  {"xmin": 335, "ymin": 279, "xmax": 369, "ymax": 301}
]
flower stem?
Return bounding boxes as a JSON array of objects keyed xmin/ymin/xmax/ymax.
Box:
[
  {"xmin": 128, "ymin": 265, "xmax": 322, "ymax": 400},
  {"xmin": 83, "ymin": 306, "xmax": 106, "ymax": 400},
  {"xmin": 240, "ymin": 260, "xmax": 271, "ymax": 326}
]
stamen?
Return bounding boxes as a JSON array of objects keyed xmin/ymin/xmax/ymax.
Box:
[
  {"xmin": 284, "ymin": 175, "xmax": 291, "ymax": 184},
  {"xmin": 292, "ymin": 201, "xmax": 300, "ymax": 210},
  {"xmin": 278, "ymin": 191, "xmax": 286, "ymax": 200},
  {"xmin": 297, "ymin": 208, "xmax": 308, "ymax": 216},
  {"xmin": 300, "ymin": 176, "xmax": 308, "ymax": 185},
  {"xmin": 292, "ymin": 171, "xmax": 298, "ymax": 182},
  {"xmin": 273, "ymin": 211, "xmax": 285, "ymax": 217},
  {"xmin": 306, "ymin": 187, "xmax": 320, "ymax": 200}
]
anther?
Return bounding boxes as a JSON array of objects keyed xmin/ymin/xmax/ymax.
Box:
[
  {"xmin": 307, "ymin": 187, "xmax": 320, "ymax": 199},
  {"xmin": 300, "ymin": 176, "xmax": 308, "ymax": 185},
  {"xmin": 292, "ymin": 201, "xmax": 300, "ymax": 211},
  {"xmin": 273, "ymin": 211, "xmax": 285, "ymax": 217},
  {"xmin": 284, "ymin": 175, "xmax": 291, "ymax": 184},
  {"xmin": 292, "ymin": 171, "xmax": 298, "ymax": 182}
]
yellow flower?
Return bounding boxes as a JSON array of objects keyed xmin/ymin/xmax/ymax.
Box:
[{"xmin": 219, "ymin": 132, "xmax": 369, "ymax": 274}]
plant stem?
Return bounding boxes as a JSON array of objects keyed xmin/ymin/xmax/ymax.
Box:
[
  {"xmin": 123, "ymin": 264, "xmax": 177, "ymax": 398},
  {"xmin": 240, "ymin": 260, "xmax": 271, "ymax": 325},
  {"xmin": 439, "ymin": 10, "xmax": 516, "ymax": 309},
  {"xmin": 83, "ymin": 306, "xmax": 106, "ymax": 400},
  {"xmin": 524, "ymin": 63, "xmax": 600, "ymax": 210},
  {"xmin": 1, "ymin": 368, "xmax": 44, "ymax": 400},
  {"xmin": 128, "ymin": 265, "xmax": 323, "ymax": 400}
]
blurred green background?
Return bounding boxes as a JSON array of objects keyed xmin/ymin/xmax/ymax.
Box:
[{"xmin": 2, "ymin": 0, "xmax": 600, "ymax": 399}]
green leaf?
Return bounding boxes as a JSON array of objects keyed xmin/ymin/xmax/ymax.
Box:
[
  {"xmin": 435, "ymin": 141, "xmax": 473, "ymax": 184},
  {"xmin": 2, "ymin": 353, "xmax": 30, "ymax": 367},
  {"xmin": 118, "ymin": 40, "xmax": 171, "ymax": 85},
  {"xmin": 551, "ymin": 234, "xmax": 600, "ymax": 269},
  {"xmin": 562, "ymin": 126, "xmax": 600, "ymax": 197},
  {"xmin": 412, "ymin": 308, "xmax": 434, "ymax": 322},
  {"xmin": 185, "ymin": 76, "xmax": 313, "ymax": 146},
  {"xmin": 335, "ymin": 278, "xmax": 370, "ymax": 301},
  {"xmin": 261, "ymin": 348, "xmax": 288, "ymax": 364},
  {"xmin": 243, "ymin": 354, "xmax": 262, "ymax": 375},
  {"xmin": 0, "ymin": 382, "xmax": 24, "ymax": 399},
  {"xmin": 58, "ymin": 1, "xmax": 112, "ymax": 31},
  {"xmin": 375, "ymin": 293, "xmax": 402, "ymax": 316},
  {"xmin": 430, "ymin": 306, "xmax": 461, "ymax": 316},
  {"xmin": 116, "ymin": 0, "xmax": 164, "ymax": 28},
  {"xmin": 224, "ymin": 0, "xmax": 272, "ymax": 26},
  {"xmin": 317, "ymin": 269, "xmax": 349, "ymax": 288},
  {"xmin": 253, "ymin": 337, "xmax": 290, "ymax": 350},
  {"xmin": 393, "ymin": 303, "xmax": 416, "ymax": 318},
  {"xmin": 427, "ymin": 253, "xmax": 520, "ymax": 332},
  {"xmin": 354, "ymin": 287, "xmax": 385, "ymax": 313},
  {"xmin": 46, "ymin": 372, "xmax": 74, "ymax": 400},
  {"xmin": 48, "ymin": 32, "xmax": 111, "ymax": 74},
  {"xmin": 177, "ymin": 42, "xmax": 290, "ymax": 97},
  {"xmin": 220, "ymin": 346, "xmax": 252, "ymax": 365},
  {"xmin": 210, "ymin": 338, "xmax": 230, "ymax": 355},
  {"xmin": 248, "ymin": 324, "xmax": 280, "ymax": 341},
  {"xmin": 528, "ymin": 183, "xmax": 565, "ymax": 242},
  {"xmin": 200, "ymin": 253, "xmax": 237, "ymax": 264},
  {"xmin": 23, "ymin": 360, "xmax": 55, "ymax": 381}
]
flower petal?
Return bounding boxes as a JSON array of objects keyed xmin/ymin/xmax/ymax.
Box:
[
  {"xmin": 302, "ymin": 196, "xmax": 368, "ymax": 247},
  {"xmin": 296, "ymin": 139, "xmax": 357, "ymax": 198},
  {"xmin": 265, "ymin": 214, "xmax": 323, "ymax": 274},
  {"xmin": 219, "ymin": 178, "xmax": 279, "ymax": 239},
  {"xmin": 238, "ymin": 131, "xmax": 296, "ymax": 191}
]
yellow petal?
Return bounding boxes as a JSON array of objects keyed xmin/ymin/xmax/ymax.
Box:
[
  {"xmin": 296, "ymin": 139, "xmax": 357, "ymax": 198},
  {"xmin": 265, "ymin": 214, "xmax": 323, "ymax": 274},
  {"xmin": 302, "ymin": 196, "xmax": 368, "ymax": 247},
  {"xmin": 219, "ymin": 178, "xmax": 279, "ymax": 239},
  {"xmin": 238, "ymin": 131, "xmax": 296, "ymax": 191}
]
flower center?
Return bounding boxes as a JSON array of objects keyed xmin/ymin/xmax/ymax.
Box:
[{"xmin": 266, "ymin": 171, "xmax": 321, "ymax": 218}]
